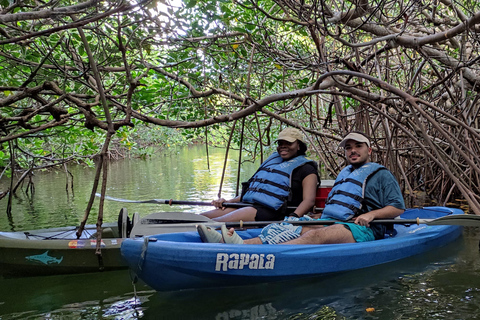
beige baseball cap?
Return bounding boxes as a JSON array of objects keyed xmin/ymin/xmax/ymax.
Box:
[
  {"xmin": 339, "ymin": 132, "xmax": 371, "ymax": 148},
  {"xmin": 275, "ymin": 127, "xmax": 305, "ymax": 143}
]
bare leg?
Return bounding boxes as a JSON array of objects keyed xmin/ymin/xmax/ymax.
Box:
[
  {"xmin": 199, "ymin": 207, "xmax": 238, "ymax": 219},
  {"xmin": 226, "ymin": 224, "xmax": 355, "ymax": 245},
  {"xmin": 225, "ymin": 227, "xmax": 262, "ymax": 244},
  {"xmin": 211, "ymin": 207, "xmax": 257, "ymax": 222},
  {"xmin": 243, "ymin": 237, "xmax": 262, "ymax": 244},
  {"xmin": 299, "ymin": 225, "xmax": 324, "ymax": 235},
  {"xmin": 282, "ymin": 224, "xmax": 355, "ymax": 244}
]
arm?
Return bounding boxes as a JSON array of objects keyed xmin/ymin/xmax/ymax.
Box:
[
  {"xmin": 291, "ymin": 173, "xmax": 318, "ymax": 217},
  {"xmin": 212, "ymin": 195, "xmax": 241, "ymax": 210},
  {"xmin": 354, "ymin": 169, "xmax": 405, "ymax": 226},
  {"xmin": 354, "ymin": 205, "xmax": 404, "ymax": 226}
]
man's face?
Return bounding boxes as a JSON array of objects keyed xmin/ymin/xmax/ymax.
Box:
[
  {"xmin": 277, "ymin": 140, "xmax": 300, "ymax": 160},
  {"xmin": 344, "ymin": 139, "xmax": 371, "ymax": 167}
]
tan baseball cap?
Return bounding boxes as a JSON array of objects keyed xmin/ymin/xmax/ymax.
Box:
[
  {"xmin": 275, "ymin": 127, "xmax": 305, "ymax": 143},
  {"xmin": 339, "ymin": 132, "xmax": 371, "ymax": 148}
]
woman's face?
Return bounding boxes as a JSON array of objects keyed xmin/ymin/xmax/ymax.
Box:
[{"xmin": 277, "ymin": 140, "xmax": 300, "ymax": 160}]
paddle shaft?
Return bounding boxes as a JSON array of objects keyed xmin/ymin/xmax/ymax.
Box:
[
  {"xmin": 224, "ymin": 219, "xmax": 411, "ymax": 228},
  {"xmin": 97, "ymin": 194, "xmax": 478, "ymax": 226},
  {"xmin": 96, "ymin": 193, "xmax": 323, "ymax": 213},
  {"xmin": 133, "ymin": 216, "xmax": 477, "ymax": 232},
  {"xmin": 223, "ymin": 214, "xmax": 480, "ymax": 228}
]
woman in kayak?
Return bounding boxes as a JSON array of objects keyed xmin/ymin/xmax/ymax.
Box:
[
  {"xmin": 199, "ymin": 127, "xmax": 319, "ymax": 224},
  {"xmin": 200, "ymin": 131, "xmax": 405, "ymax": 245}
]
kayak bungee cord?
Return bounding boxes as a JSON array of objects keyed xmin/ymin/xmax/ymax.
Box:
[{"xmin": 23, "ymin": 227, "xmax": 94, "ymax": 240}]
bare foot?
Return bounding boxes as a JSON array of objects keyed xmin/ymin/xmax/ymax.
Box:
[{"xmin": 221, "ymin": 225, "xmax": 244, "ymax": 244}]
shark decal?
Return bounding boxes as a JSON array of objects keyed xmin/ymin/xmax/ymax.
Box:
[{"xmin": 25, "ymin": 251, "xmax": 64, "ymax": 265}]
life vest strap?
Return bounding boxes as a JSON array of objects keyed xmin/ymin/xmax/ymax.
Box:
[
  {"xmin": 333, "ymin": 178, "xmax": 363, "ymax": 188},
  {"xmin": 257, "ymin": 167, "xmax": 290, "ymax": 178},
  {"xmin": 245, "ymin": 187, "xmax": 287, "ymax": 202},
  {"xmin": 326, "ymin": 199, "xmax": 363, "ymax": 216},
  {"xmin": 329, "ymin": 190, "xmax": 364, "ymax": 203},
  {"xmin": 248, "ymin": 178, "xmax": 290, "ymax": 192}
]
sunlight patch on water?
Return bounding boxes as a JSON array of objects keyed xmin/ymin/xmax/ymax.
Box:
[
  {"xmin": 102, "ymin": 297, "xmax": 144, "ymax": 319},
  {"xmin": 6, "ymin": 296, "xmax": 147, "ymax": 320}
]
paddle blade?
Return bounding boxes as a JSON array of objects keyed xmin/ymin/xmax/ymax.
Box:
[
  {"xmin": 95, "ymin": 193, "xmax": 167, "ymax": 204},
  {"xmin": 425, "ymin": 214, "xmax": 480, "ymax": 226}
]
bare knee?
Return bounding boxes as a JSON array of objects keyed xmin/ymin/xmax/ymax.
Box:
[
  {"xmin": 298, "ymin": 224, "xmax": 355, "ymax": 244},
  {"xmin": 213, "ymin": 207, "xmax": 257, "ymax": 222},
  {"xmin": 201, "ymin": 208, "xmax": 237, "ymax": 219}
]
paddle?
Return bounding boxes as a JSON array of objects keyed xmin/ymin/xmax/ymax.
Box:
[
  {"xmin": 96, "ymin": 193, "xmax": 479, "ymax": 227},
  {"xmin": 223, "ymin": 214, "xmax": 480, "ymax": 228},
  {"xmin": 96, "ymin": 193, "xmax": 323, "ymax": 212}
]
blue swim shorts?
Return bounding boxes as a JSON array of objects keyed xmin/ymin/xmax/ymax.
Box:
[{"xmin": 334, "ymin": 221, "xmax": 375, "ymax": 242}]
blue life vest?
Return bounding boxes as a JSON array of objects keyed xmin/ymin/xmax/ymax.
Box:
[
  {"xmin": 241, "ymin": 153, "xmax": 316, "ymax": 210},
  {"xmin": 322, "ymin": 162, "xmax": 386, "ymax": 221}
]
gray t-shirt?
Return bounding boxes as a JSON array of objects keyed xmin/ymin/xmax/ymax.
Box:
[
  {"xmin": 363, "ymin": 168, "xmax": 405, "ymax": 239},
  {"xmin": 364, "ymin": 169, "xmax": 406, "ymax": 212}
]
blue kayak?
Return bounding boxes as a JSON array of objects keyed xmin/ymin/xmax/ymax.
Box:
[{"xmin": 121, "ymin": 207, "xmax": 464, "ymax": 292}]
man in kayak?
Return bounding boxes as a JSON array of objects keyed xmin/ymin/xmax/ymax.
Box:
[
  {"xmin": 198, "ymin": 127, "xmax": 319, "ymax": 225},
  {"xmin": 199, "ymin": 131, "xmax": 405, "ymax": 245}
]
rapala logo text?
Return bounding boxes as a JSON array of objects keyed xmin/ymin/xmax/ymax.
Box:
[{"xmin": 215, "ymin": 253, "xmax": 275, "ymax": 271}]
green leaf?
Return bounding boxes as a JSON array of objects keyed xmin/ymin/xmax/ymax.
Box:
[{"xmin": 185, "ymin": 0, "xmax": 197, "ymax": 8}]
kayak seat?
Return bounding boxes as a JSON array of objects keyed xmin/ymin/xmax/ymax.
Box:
[
  {"xmin": 102, "ymin": 227, "xmax": 115, "ymax": 238},
  {"xmin": 88, "ymin": 227, "xmax": 115, "ymax": 239},
  {"xmin": 132, "ymin": 212, "xmax": 140, "ymax": 227},
  {"xmin": 117, "ymin": 208, "xmax": 132, "ymax": 238}
]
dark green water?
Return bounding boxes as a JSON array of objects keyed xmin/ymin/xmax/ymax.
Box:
[{"xmin": 1, "ymin": 146, "xmax": 480, "ymax": 319}]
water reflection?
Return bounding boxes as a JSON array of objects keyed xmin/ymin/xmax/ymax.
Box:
[
  {"xmin": 0, "ymin": 269, "xmax": 150, "ymax": 317},
  {"xmin": 0, "ymin": 146, "xmax": 259, "ymax": 232},
  {"xmin": 102, "ymin": 296, "xmax": 144, "ymax": 319}
]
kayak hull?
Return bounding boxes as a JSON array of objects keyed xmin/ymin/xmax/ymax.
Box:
[
  {"xmin": 0, "ymin": 211, "xmax": 215, "ymax": 278},
  {"xmin": 0, "ymin": 224, "xmax": 125, "ymax": 277},
  {"xmin": 121, "ymin": 207, "xmax": 464, "ymax": 292}
]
